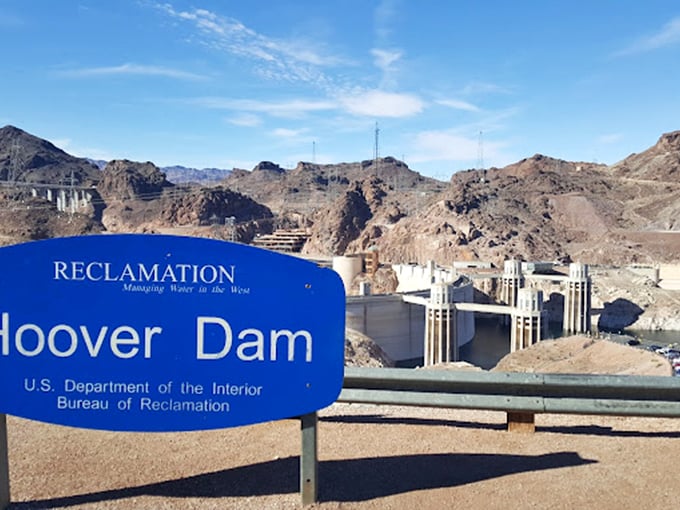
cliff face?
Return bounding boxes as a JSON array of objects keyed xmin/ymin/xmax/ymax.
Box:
[
  {"xmin": 592, "ymin": 268, "xmax": 680, "ymax": 331},
  {"xmin": 609, "ymin": 130, "xmax": 680, "ymax": 180},
  {"xmin": 0, "ymin": 125, "xmax": 101, "ymax": 185},
  {"xmin": 98, "ymin": 160, "xmax": 173, "ymax": 200}
]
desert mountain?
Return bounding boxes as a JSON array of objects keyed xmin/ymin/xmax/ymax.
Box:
[
  {"xmin": 608, "ymin": 131, "xmax": 680, "ymax": 181},
  {"xmin": 0, "ymin": 125, "xmax": 100, "ymax": 185},
  {"xmin": 0, "ymin": 125, "xmax": 678, "ymax": 267},
  {"xmin": 97, "ymin": 159, "xmax": 273, "ymax": 238},
  {"xmin": 162, "ymin": 165, "xmax": 232, "ymax": 185},
  {"xmin": 359, "ymin": 148, "xmax": 680, "ymax": 266},
  {"xmin": 223, "ymin": 157, "xmax": 444, "ymax": 216}
]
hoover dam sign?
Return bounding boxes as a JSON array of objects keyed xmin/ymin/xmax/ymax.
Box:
[{"xmin": 0, "ymin": 234, "xmax": 345, "ymax": 431}]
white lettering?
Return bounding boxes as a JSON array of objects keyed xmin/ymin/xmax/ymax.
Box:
[
  {"xmin": 71, "ymin": 261, "xmax": 85, "ymax": 280},
  {"xmin": 53, "ymin": 261, "xmax": 68, "ymax": 280},
  {"xmin": 0, "ymin": 313, "xmax": 161, "ymax": 359},
  {"xmin": 270, "ymin": 329, "xmax": 313, "ymax": 362},
  {"xmin": 196, "ymin": 316, "xmax": 232, "ymax": 359},
  {"xmin": 79, "ymin": 325, "xmax": 109, "ymax": 357},
  {"xmin": 0, "ymin": 312, "xmax": 8, "ymax": 355},
  {"xmin": 85, "ymin": 262, "xmax": 103, "ymax": 281},
  {"xmin": 196, "ymin": 316, "xmax": 313, "ymax": 362},
  {"xmin": 119, "ymin": 264, "xmax": 136, "ymax": 281},
  {"xmin": 15, "ymin": 323, "xmax": 45, "ymax": 357},
  {"xmin": 109, "ymin": 326, "xmax": 140, "ymax": 359},
  {"xmin": 236, "ymin": 328, "xmax": 265, "ymax": 361},
  {"xmin": 47, "ymin": 324, "xmax": 78, "ymax": 357},
  {"xmin": 137, "ymin": 263, "xmax": 158, "ymax": 281}
]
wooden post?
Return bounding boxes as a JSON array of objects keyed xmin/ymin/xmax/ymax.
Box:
[
  {"xmin": 300, "ymin": 412, "xmax": 318, "ymax": 505},
  {"xmin": 507, "ymin": 412, "xmax": 535, "ymax": 433},
  {"xmin": 0, "ymin": 414, "xmax": 9, "ymax": 510}
]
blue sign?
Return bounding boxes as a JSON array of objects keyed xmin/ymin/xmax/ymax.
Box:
[{"xmin": 0, "ymin": 235, "xmax": 345, "ymax": 431}]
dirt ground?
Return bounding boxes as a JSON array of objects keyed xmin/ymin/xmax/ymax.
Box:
[
  {"xmin": 5, "ymin": 400, "xmax": 680, "ymax": 510},
  {"xmin": 5, "ymin": 338, "xmax": 680, "ymax": 510}
]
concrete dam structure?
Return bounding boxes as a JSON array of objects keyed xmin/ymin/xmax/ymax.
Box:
[
  {"xmin": 345, "ymin": 262, "xmax": 476, "ymax": 364},
  {"xmin": 341, "ymin": 258, "xmax": 592, "ymax": 367}
]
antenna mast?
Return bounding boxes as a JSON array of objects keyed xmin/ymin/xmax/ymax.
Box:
[
  {"xmin": 374, "ymin": 121, "xmax": 380, "ymax": 175},
  {"xmin": 477, "ymin": 131, "xmax": 484, "ymax": 170},
  {"xmin": 477, "ymin": 130, "xmax": 487, "ymax": 182}
]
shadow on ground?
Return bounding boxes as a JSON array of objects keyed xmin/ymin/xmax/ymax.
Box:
[
  {"xmin": 11, "ymin": 451, "xmax": 595, "ymax": 508},
  {"xmin": 321, "ymin": 414, "xmax": 680, "ymax": 438}
]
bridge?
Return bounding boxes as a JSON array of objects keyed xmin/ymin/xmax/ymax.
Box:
[{"xmin": 0, "ymin": 181, "xmax": 96, "ymax": 213}]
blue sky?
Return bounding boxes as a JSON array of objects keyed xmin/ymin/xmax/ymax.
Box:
[{"xmin": 1, "ymin": 1, "xmax": 679, "ymax": 179}]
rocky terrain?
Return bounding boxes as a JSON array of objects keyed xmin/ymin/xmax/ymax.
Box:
[
  {"xmin": 0, "ymin": 125, "xmax": 100, "ymax": 185},
  {"xmin": 493, "ymin": 335, "xmax": 672, "ymax": 376},
  {"xmin": 0, "ymin": 124, "xmax": 679, "ymax": 329}
]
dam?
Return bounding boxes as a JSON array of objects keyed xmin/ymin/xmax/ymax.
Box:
[{"xmin": 337, "ymin": 257, "xmax": 592, "ymax": 366}]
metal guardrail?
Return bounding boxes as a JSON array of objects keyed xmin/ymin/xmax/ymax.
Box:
[
  {"xmin": 4, "ymin": 368, "xmax": 680, "ymax": 508},
  {"xmin": 339, "ymin": 366, "xmax": 680, "ymax": 418}
]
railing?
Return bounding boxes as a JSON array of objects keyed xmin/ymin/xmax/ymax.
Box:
[
  {"xmin": 4, "ymin": 367, "xmax": 680, "ymax": 508},
  {"xmin": 299, "ymin": 366, "xmax": 680, "ymax": 504},
  {"xmin": 338, "ymin": 366, "xmax": 680, "ymax": 418}
]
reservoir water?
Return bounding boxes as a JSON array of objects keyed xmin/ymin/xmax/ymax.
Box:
[{"xmin": 457, "ymin": 318, "xmax": 679, "ymax": 370}]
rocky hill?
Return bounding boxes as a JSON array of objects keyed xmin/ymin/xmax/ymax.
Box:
[
  {"xmin": 0, "ymin": 125, "xmax": 100, "ymax": 185},
  {"xmin": 98, "ymin": 159, "xmax": 174, "ymax": 200},
  {"xmin": 224, "ymin": 157, "xmax": 444, "ymax": 216},
  {"xmin": 608, "ymin": 131, "xmax": 680, "ymax": 181},
  {"xmin": 97, "ymin": 160, "xmax": 273, "ymax": 238},
  {"xmin": 0, "ymin": 125, "xmax": 679, "ymax": 269}
]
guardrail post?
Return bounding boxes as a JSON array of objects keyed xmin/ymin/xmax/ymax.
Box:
[
  {"xmin": 506, "ymin": 412, "xmax": 535, "ymax": 433},
  {"xmin": 0, "ymin": 414, "xmax": 9, "ymax": 510},
  {"xmin": 300, "ymin": 412, "xmax": 318, "ymax": 505}
]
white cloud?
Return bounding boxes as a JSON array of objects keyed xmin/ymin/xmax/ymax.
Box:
[
  {"xmin": 59, "ymin": 63, "xmax": 207, "ymax": 81},
  {"xmin": 154, "ymin": 3, "xmax": 344, "ymax": 87},
  {"xmin": 339, "ymin": 89, "xmax": 423, "ymax": 118},
  {"xmin": 410, "ymin": 131, "xmax": 478, "ymax": 162},
  {"xmin": 50, "ymin": 137, "xmax": 115, "ymax": 161},
  {"xmin": 597, "ymin": 133, "xmax": 623, "ymax": 144},
  {"xmin": 436, "ymin": 99, "xmax": 480, "ymax": 112},
  {"xmin": 191, "ymin": 97, "xmax": 337, "ymax": 118},
  {"xmin": 374, "ymin": 0, "xmax": 400, "ymax": 43},
  {"xmin": 615, "ymin": 16, "xmax": 680, "ymax": 56},
  {"xmin": 371, "ymin": 48, "xmax": 402, "ymax": 73},
  {"xmin": 459, "ymin": 81, "xmax": 511, "ymax": 96},
  {"xmin": 409, "ymin": 129, "xmax": 508, "ymax": 166},
  {"xmin": 226, "ymin": 113, "xmax": 262, "ymax": 127},
  {"xmin": 272, "ymin": 128, "xmax": 307, "ymax": 138}
]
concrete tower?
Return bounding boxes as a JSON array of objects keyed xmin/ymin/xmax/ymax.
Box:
[
  {"xmin": 500, "ymin": 259, "xmax": 524, "ymax": 307},
  {"xmin": 424, "ymin": 282, "xmax": 457, "ymax": 365},
  {"xmin": 511, "ymin": 288, "xmax": 543, "ymax": 352},
  {"xmin": 563, "ymin": 262, "xmax": 591, "ymax": 333}
]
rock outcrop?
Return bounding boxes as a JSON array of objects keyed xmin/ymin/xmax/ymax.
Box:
[{"xmin": 98, "ymin": 160, "xmax": 173, "ymax": 200}]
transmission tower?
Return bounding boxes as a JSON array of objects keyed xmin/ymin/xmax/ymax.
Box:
[
  {"xmin": 9, "ymin": 142, "xmax": 21, "ymax": 183},
  {"xmin": 477, "ymin": 131, "xmax": 484, "ymax": 170},
  {"xmin": 373, "ymin": 121, "xmax": 380, "ymax": 176},
  {"xmin": 477, "ymin": 130, "xmax": 487, "ymax": 182}
]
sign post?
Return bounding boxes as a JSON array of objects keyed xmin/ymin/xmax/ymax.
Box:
[
  {"xmin": 0, "ymin": 234, "xmax": 345, "ymax": 504},
  {"xmin": 300, "ymin": 412, "xmax": 318, "ymax": 505},
  {"xmin": 0, "ymin": 414, "xmax": 8, "ymax": 510}
]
